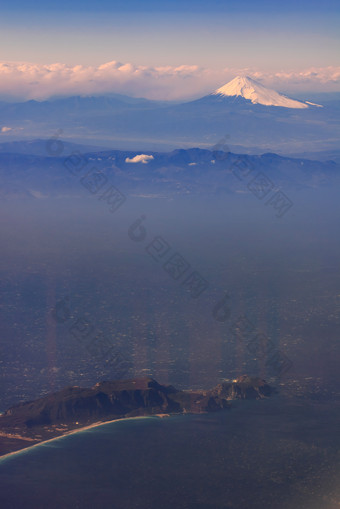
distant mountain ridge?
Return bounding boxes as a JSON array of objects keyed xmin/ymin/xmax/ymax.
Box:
[
  {"xmin": 0, "ymin": 143, "xmax": 338, "ymax": 200},
  {"xmin": 0, "ymin": 76, "xmax": 338, "ymax": 153}
]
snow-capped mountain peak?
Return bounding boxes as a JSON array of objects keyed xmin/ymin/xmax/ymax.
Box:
[{"xmin": 212, "ymin": 76, "xmax": 313, "ymax": 109}]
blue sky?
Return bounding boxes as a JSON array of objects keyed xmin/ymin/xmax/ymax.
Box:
[
  {"xmin": 0, "ymin": 0, "xmax": 339, "ymax": 99},
  {"xmin": 1, "ymin": 0, "xmax": 339, "ymax": 68},
  {"xmin": 2, "ymin": 0, "xmax": 340, "ymax": 12}
]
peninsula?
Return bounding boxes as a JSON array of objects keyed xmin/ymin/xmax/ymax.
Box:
[{"xmin": 0, "ymin": 375, "xmax": 272, "ymax": 457}]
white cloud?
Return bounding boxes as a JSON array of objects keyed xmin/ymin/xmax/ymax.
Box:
[
  {"xmin": 247, "ymin": 67, "xmax": 340, "ymax": 93},
  {"xmin": 125, "ymin": 154, "xmax": 154, "ymax": 164},
  {"xmin": 0, "ymin": 60, "xmax": 339, "ymax": 101},
  {"xmin": 1, "ymin": 126, "xmax": 13, "ymax": 132}
]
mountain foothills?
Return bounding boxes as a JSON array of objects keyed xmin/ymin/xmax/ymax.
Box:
[
  {"xmin": 0, "ymin": 142, "xmax": 339, "ymax": 200},
  {"xmin": 0, "ymin": 76, "xmax": 339, "ymax": 153},
  {"xmin": 0, "ymin": 376, "xmax": 272, "ymax": 456}
]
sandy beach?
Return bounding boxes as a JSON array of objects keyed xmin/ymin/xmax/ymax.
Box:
[{"xmin": 0, "ymin": 414, "xmax": 171, "ymax": 462}]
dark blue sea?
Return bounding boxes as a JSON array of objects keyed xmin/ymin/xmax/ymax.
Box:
[{"xmin": 0, "ymin": 396, "xmax": 339, "ymax": 509}]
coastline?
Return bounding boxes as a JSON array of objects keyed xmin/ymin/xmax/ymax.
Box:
[
  {"xmin": 0, "ymin": 413, "xmax": 171, "ymax": 463},
  {"xmin": 0, "ymin": 376, "xmax": 269, "ymax": 462}
]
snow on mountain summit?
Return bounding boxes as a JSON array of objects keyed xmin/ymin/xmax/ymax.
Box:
[{"xmin": 213, "ymin": 76, "xmax": 311, "ymax": 109}]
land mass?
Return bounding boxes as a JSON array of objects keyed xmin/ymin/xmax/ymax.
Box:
[{"xmin": 0, "ymin": 375, "xmax": 272, "ymax": 457}]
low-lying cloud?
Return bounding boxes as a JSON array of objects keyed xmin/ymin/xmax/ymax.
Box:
[
  {"xmin": 0, "ymin": 60, "xmax": 339, "ymax": 101},
  {"xmin": 125, "ymin": 154, "xmax": 154, "ymax": 164}
]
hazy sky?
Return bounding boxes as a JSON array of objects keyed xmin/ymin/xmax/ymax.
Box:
[{"xmin": 0, "ymin": 0, "xmax": 339, "ymax": 99}]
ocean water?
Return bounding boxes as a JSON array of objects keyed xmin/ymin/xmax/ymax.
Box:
[
  {"xmin": 0, "ymin": 396, "xmax": 339, "ymax": 509},
  {"xmin": 1, "ymin": 194, "xmax": 340, "ymax": 508}
]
